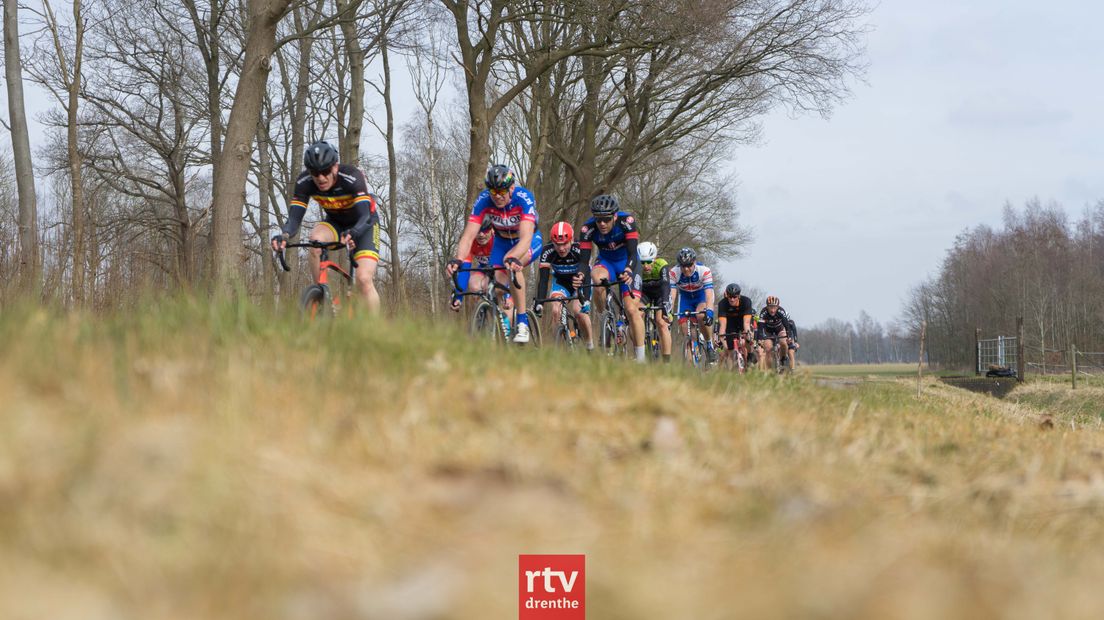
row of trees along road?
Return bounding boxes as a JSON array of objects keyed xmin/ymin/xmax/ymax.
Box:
[
  {"xmin": 902, "ymin": 199, "xmax": 1104, "ymax": 370},
  {"xmin": 1, "ymin": 0, "xmax": 869, "ymax": 310}
]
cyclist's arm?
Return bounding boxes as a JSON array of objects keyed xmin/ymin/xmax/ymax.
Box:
[
  {"xmin": 718, "ymin": 315, "xmax": 727, "ymax": 334},
  {"xmin": 346, "ymin": 196, "xmax": 376, "ymax": 239},
  {"xmin": 537, "ymin": 263, "xmax": 552, "ymax": 300},
  {"xmin": 454, "ymin": 220, "xmax": 482, "ymax": 262},
  {"xmin": 577, "ymin": 237, "xmax": 593, "ymax": 283},
  {"xmin": 623, "ymin": 237, "xmax": 640, "ymax": 276},
  {"xmin": 787, "ymin": 317, "xmax": 799, "ymax": 341},
  {"xmin": 660, "ymin": 263, "xmax": 671, "ymax": 303}
]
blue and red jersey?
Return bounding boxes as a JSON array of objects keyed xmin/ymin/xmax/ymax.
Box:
[{"xmin": 468, "ymin": 187, "xmax": 539, "ymax": 239}]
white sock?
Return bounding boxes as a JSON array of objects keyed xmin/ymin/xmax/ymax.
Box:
[{"xmin": 635, "ymin": 346, "xmax": 645, "ymax": 361}]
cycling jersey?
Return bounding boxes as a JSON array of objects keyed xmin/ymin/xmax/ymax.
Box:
[
  {"xmin": 536, "ymin": 242, "xmax": 585, "ymax": 299},
  {"xmin": 639, "ymin": 258, "xmax": 671, "ymax": 307},
  {"xmin": 283, "ymin": 164, "xmax": 380, "ymax": 261},
  {"xmin": 670, "ymin": 264, "xmax": 713, "ymax": 294},
  {"xmin": 578, "ymin": 212, "xmax": 641, "ymax": 297},
  {"xmin": 671, "ymin": 263, "xmax": 714, "ymax": 316},
  {"xmin": 758, "ymin": 306, "xmax": 798, "ymax": 340},
  {"xmin": 640, "ymin": 258, "xmax": 669, "ymax": 282},
  {"xmin": 718, "ymin": 295, "xmax": 754, "ymax": 334},
  {"xmin": 468, "ymin": 187, "xmax": 539, "ymax": 239}
]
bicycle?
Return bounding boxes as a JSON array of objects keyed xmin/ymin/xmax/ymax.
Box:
[
  {"xmin": 719, "ymin": 330, "xmax": 751, "ymax": 373},
  {"xmin": 533, "ymin": 290, "xmax": 587, "ymax": 350},
  {"xmin": 760, "ymin": 332, "xmax": 794, "ymax": 374},
  {"xmin": 276, "ymin": 240, "xmax": 354, "ymax": 320},
  {"xmin": 676, "ymin": 310, "xmax": 711, "ymax": 369},
  {"xmin": 639, "ymin": 303, "xmax": 667, "ymax": 361},
  {"xmin": 586, "ymin": 279, "xmax": 633, "ymax": 358},
  {"xmin": 450, "ymin": 266, "xmax": 540, "ymax": 346}
]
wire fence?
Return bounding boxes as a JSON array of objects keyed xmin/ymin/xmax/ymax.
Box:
[
  {"xmin": 977, "ymin": 336, "xmax": 1018, "ymax": 373},
  {"xmin": 1021, "ymin": 342, "xmax": 1104, "ymax": 376}
]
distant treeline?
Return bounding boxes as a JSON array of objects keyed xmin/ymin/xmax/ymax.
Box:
[
  {"xmin": 901, "ymin": 199, "xmax": 1104, "ymax": 369},
  {"xmin": 798, "ymin": 312, "xmax": 919, "ymax": 365}
]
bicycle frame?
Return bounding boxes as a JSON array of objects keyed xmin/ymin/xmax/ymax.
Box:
[
  {"xmin": 277, "ymin": 240, "xmax": 354, "ymax": 319},
  {"xmin": 676, "ymin": 310, "xmax": 709, "ymax": 368},
  {"xmin": 451, "ymin": 266, "xmax": 522, "ymax": 345},
  {"xmin": 533, "ymin": 292, "xmax": 586, "ymax": 349},
  {"xmin": 585, "ymin": 279, "xmax": 634, "ymax": 357}
]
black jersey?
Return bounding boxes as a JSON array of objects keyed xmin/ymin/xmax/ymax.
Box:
[
  {"xmin": 537, "ymin": 242, "xmax": 585, "ymax": 298},
  {"xmin": 283, "ymin": 164, "xmax": 377, "ymax": 237},
  {"xmin": 759, "ymin": 306, "xmax": 798, "ymax": 339},
  {"xmin": 718, "ymin": 295, "xmax": 754, "ymax": 333}
]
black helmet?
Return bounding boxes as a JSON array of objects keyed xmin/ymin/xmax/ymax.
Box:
[
  {"xmin": 304, "ymin": 141, "xmax": 339, "ymax": 173},
  {"xmin": 590, "ymin": 194, "xmax": 619, "ymax": 216},
  {"xmin": 484, "ymin": 164, "xmax": 515, "ymax": 190},
  {"xmin": 725, "ymin": 283, "xmax": 742, "ymax": 297},
  {"xmin": 676, "ymin": 247, "xmax": 696, "ymax": 266}
]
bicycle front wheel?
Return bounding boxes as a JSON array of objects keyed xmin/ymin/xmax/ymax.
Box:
[
  {"xmin": 300, "ymin": 284, "xmax": 331, "ymax": 320},
  {"xmin": 471, "ymin": 301, "xmax": 501, "ymax": 343}
]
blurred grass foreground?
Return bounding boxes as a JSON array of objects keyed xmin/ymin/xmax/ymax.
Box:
[{"xmin": 2, "ymin": 300, "xmax": 1104, "ymax": 619}]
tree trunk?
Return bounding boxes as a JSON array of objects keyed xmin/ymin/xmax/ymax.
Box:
[
  {"xmin": 4, "ymin": 0, "xmax": 40, "ymax": 292},
  {"xmin": 66, "ymin": 0, "xmax": 86, "ymax": 306},
  {"xmin": 380, "ymin": 38, "xmax": 402, "ymax": 305},
  {"xmin": 336, "ymin": 0, "xmax": 364, "ymax": 166},
  {"xmin": 210, "ymin": 0, "xmax": 290, "ymax": 293},
  {"xmin": 257, "ymin": 116, "xmax": 274, "ymax": 305}
]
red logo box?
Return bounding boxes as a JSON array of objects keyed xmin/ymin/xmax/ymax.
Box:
[{"xmin": 519, "ymin": 554, "xmax": 585, "ymax": 620}]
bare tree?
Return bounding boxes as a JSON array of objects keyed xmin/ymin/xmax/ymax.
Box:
[
  {"xmin": 4, "ymin": 0, "xmax": 40, "ymax": 291},
  {"xmin": 210, "ymin": 0, "xmax": 292, "ymax": 292}
]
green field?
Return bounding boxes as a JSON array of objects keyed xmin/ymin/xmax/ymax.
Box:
[
  {"xmin": 3, "ymin": 301, "xmax": 1104, "ymax": 619},
  {"xmin": 800, "ymin": 362, "xmax": 957, "ymax": 378}
]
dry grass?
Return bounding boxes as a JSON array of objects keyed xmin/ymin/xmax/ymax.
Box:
[{"xmin": 2, "ymin": 301, "xmax": 1104, "ymax": 619}]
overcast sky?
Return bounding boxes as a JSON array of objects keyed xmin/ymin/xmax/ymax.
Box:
[
  {"xmin": 722, "ymin": 0, "xmax": 1104, "ymax": 325},
  {"xmin": 9, "ymin": 1, "xmax": 1102, "ymax": 327}
]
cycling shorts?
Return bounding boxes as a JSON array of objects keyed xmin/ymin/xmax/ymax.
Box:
[
  {"xmin": 640, "ymin": 281, "xmax": 666, "ymax": 307},
  {"xmin": 490, "ymin": 230, "xmax": 543, "ymax": 267},
  {"xmin": 593, "ymin": 255, "xmax": 640, "ymax": 298},
  {"xmin": 318, "ymin": 218, "xmax": 380, "ymax": 262},
  {"xmin": 677, "ymin": 289, "xmax": 707, "ymax": 318}
]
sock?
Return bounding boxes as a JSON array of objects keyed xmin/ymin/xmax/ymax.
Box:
[
  {"xmin": 635, "ymin": 346, "xmax": 645, "ymax": 361},
  {"xmin": 586, "ymin": 341, "xmax": 595, "ymax": 350},
  {"xmin": 517, "ymin": 313, "xmax": 529, "ymax": 326},
  {"xmin": 663, "ymin": 354, "xmax": 671, "ymax": 363}
]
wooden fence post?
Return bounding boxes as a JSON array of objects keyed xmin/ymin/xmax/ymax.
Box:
[
  {"xmin": 1071, "ymin": 344, "xmax": 1077, "ymax": 390},
  {"xmin": 917, "ymin": 320, "xmax": 927, "ymax": 398},
  {"xmin": 1016, "ymin": 317, "xmax": 1025, "ymax": 382},
  {"xmin": 975, "ymin": 327, "xmax": 981, "ymax": 376}
]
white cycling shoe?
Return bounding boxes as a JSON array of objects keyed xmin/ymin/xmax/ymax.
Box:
[{"xmin": 513, "ymin": 322, "xmax": 531, "ymax": 344}]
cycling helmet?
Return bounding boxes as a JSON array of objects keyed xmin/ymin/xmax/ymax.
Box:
[
  {"xmin": 725, "ymin": 283, "xmax": 742, "ymax": 297},
  {"xmin": 676, "ymin": 247, "xmax": 696, "ymax": 267},
  {"xmin": 766, "ymin": 295, "xmax": 780, "ymax": 306},
  {"xmin": 590, "ymin": 194, "xmax": 619, "ymax": 216},
  {"xmin": 484, "ymin": 164, "xmax": 515, "ymax": 190},
  {"xmin": 304, "ymin": 141, "xmax": 339, "ymax": 173},
  {"xmin": 550, "ymin": 221, "xmax": 574, "ymax": 244},
  {"xmin": 638, "ymin": 241, "xmax": 658, "ymax": 262}
]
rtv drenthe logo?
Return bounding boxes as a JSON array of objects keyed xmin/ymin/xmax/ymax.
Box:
[{"xmin": 518, "ymin": 554, "xmax": 585, "ymax": 619}]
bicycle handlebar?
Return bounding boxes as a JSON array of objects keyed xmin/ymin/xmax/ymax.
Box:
[
  {"xmin": 449, "ymin": 265, "xmax": 521, "ymax": 296},
  {"xmin": 274, "ymin": 240, "xmax": 348, "ymax": 272}
]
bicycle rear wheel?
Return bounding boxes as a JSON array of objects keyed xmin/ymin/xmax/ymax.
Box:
[
  {"xmin": 525, "ymin": 310, "xmax": 542, "ymax": 347},
  {"xmin": 300, "ymin": 284, "xmax": 331, "ymax": 320}
]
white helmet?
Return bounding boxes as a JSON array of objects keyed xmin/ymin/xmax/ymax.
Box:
[{"xmin": 638, "ymin": 241, "xmax": 658, "ymax": 262}]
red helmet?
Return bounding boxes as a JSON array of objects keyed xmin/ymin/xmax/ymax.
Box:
[{"xmin": 550, "ymin": 221, "xmax": 574, "ymax": 244}]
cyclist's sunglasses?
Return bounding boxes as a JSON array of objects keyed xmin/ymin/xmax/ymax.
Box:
[
  {"xmin": 594, "ymin": 215, "xmax": 615, "ymax": 224},
  {"xmin": 488, "ymin": 186, "xmax": 511, "ymax": 197},
  {"xmin": 308, "ymin": 167, "xmax": 333, "ymax": 178},
  {"xmin": 641, "ymin": 259, "xmax": 653, "ymax": 264}
]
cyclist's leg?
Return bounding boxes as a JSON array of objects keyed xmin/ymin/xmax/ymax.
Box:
[
  {"xmin": 570, "ymin": 296, "xmax": 594, "ymax": 347},
  {"xmin": 550, "ymin": 282, "xmax": 569, "ymax": 325},
  {"xmin": 308, "ymin": 222, "xmax": 340, "ymax": 284},
  {"xmin": 489, "ymin": 234, "xmax": 517, "ymax": 308},
  {"xmin": 510, "ymin": 229, "xmax": 542, "ymax": 319},
  {"xmin": 590, "ymin": 260, "xmax": 614, "ymax": 316},
  {"xmin": 695, "ymin": 301, "xmax": 714, "ymax": 344},
  {"xmin": 350, "ymin": 220, "xmax": 381, "ymax": 314}
]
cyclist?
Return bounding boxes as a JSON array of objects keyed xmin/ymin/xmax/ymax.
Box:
[
  {"xmin": 638, "ymin": 241, "xmax": 673, "ymax": 362},
  {"xmin": 534, "ymin": 221, "xmax": 594, "ymax": 350},
  {"xmin": 669, "ymin": 247, "xmax": 718, "ymax": 364},
  {"xmin": 446, "ymin": 165, "xmax": 541, "ymax": 343},
  {"xmin": 449, "ymin": 220, "xmax": 495, "ymax": 311},
  {"xmin": 271, "ymin": 140, "xmax": 381, "ymax": 314},
  {"xmin": 717, "ymin": 283, "xmax": 754, "ymax": 368},
  {"xmin": 578, "ymin": 194, "xmax": 646, "ymax": 362},
  {"xmin": 757, "ymin": 295, "xmax": 800, "ymax": 371}
]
